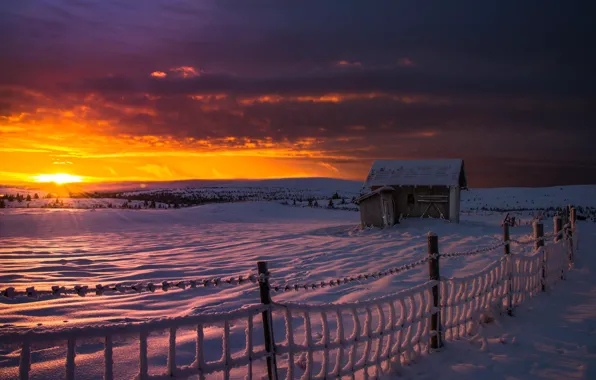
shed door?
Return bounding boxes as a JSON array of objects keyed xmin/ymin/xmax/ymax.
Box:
[
  {"xmin": 419, "ymin": 188, "xmax": 449, "ymax": 219},
  {"xmin": 382, "ymin": 198, "xmax": 394, "ymax": 227}
]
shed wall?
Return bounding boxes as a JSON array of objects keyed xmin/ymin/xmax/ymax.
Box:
[
  {"xmin": 359, "ymin": 194, "xmax": 384, "ymax": 227},
  {"xmin": 360, "ymin": 185, "xmax": 461, "ymax": 227},
  {"xmin": 392, "ymin": 186, "xmax": 450, "ymax": 219}
]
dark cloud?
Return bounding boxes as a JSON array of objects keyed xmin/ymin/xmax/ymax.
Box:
[
  {"xmin": 61, "ymin": 67, "xmax": 595, "ymax": 100},
  {"xmin": 1, "ymin": 0, "xmax": 595, "ymax": 186}
]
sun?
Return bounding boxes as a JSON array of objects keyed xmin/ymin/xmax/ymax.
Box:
[{"xmin": 33, "ymin": 173, "xmax": 83, "ymax": 185}]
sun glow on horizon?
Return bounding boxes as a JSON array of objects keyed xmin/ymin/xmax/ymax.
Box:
[{"xmin": 33, "ymin": 173, "xmax": 83, "ymax": 185}]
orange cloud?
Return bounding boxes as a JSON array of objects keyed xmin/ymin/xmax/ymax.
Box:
[
  {"xmin": 237, "ymin": 93, "xmax": 434, "ymax": 105},
  {"xmin": 170, "ymin": 66, "xmax": 200, "ymax": 78},
  {"xmin": 336, "ymin": 60, "xmax": 362, "ymax": 67},
  {"xmin": 0, "ymin": 83, "xmax": 446, "ymax": 186},
  {"xmin": 150, "ymin": 71, "xmax": 167, "ymax": 78},
  {"xmin": 318, "ymin": 162, "xmax": 340, "ymax": 173},
  {"xmin": 0, "ymin": 103, "xmax": 363, "ymax": 185}
]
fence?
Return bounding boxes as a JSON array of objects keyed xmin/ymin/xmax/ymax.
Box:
[{"xmin": 0, "ymin": 210, "xmax": 579, "ymax": 380}]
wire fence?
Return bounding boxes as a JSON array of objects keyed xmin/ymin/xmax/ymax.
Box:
[
  {"xmin": 1, "ymin": 273, "xmax": 261, "ymax": 299},
  {"xmin": 0, "ymin": 226, "xmax": 568, "ymax": 300},
  {"xmin": 0, "ymin": 216, "xmax": 579, "ymax": 380}
]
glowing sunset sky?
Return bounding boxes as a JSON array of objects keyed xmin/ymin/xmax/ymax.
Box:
[{"xmin": 1, "ymin": 1, "xmax": 595, "ymax": 187}]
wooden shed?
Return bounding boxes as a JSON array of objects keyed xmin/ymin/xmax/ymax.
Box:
[{"xmin": 356, "ymin": 159, "xmax": 468, "ymax": 227}]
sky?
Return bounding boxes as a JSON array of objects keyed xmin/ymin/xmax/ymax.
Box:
[{"xmin": 1, "ymin": 0, "xmax": 595, "ymax": 188}]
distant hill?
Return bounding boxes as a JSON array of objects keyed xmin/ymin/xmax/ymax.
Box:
[{"xmin": 77, "ymin": 177, "xmax": 364, "ymax": 192}]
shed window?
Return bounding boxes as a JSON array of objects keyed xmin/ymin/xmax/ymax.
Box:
[{"xmin": 407, "ymin": 194, "xmax": 415, "ymax": 204}]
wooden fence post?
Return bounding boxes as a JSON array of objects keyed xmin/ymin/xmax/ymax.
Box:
[
  {"xmin": 428, "ymin": 232, "xmax": 443, "ymax": 349},
  {"xmin": 533, "ymin": 221, "xmax": 545, "ymax": 292},
  {"xmin": 503, "ymin": 223, "xmax": 511, "ymax": 256},
  {"xmin": 554, "ymin": 216, "xmax": 562, "ymax": 243},
  {"xmin": 553, "ymin": 215, "xmax": 565, "ymax": 280},
  {"xmin": 503, "ymin": 223, "xmax": 513, "ymax": 316},
  {"xmin": 19, "ymin": 341, "xmax": 30, "ymax": 380},
  {"xmin": 569, "ymin": 207, "xmax": 576, "ymax": 260},
  {"xmin": 257, "ymin": 261, "xmax": 278, "ymax": 380}
]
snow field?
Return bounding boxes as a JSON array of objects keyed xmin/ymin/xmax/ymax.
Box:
[
  {"xmin": 0, "ymin": 183, "xmax": 593, "ymax": 379},
  {"xmin": 0, "ymin": 233, "xmax": 577, "ymax": 379}
]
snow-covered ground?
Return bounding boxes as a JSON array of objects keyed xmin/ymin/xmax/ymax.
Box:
[
  {"xmin": 0, "ymin": 202, "xmax": 516, "ymax": 328},
  {"xmin": 0, "ymin": 184, "xmax": 594, "ymax": 379},
  {"xmin": 393, "ymin": 238, "xmax": 596, "ymax": 380}
]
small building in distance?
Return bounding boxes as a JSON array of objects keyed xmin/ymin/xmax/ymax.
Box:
[{"xmin": 356, "ymin": 159, "xmax": 468, "ymax": 228}]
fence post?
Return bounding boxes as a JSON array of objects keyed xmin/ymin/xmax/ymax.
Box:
[
  {"xmin": 554, "ymin": 215, "xmax": 562, "ymax": 243},
  {"xmin": 427, "ymin": 232, "xmax": 443, "ymax": 349},
  {"xmin": 19, "ymin": 341, "xmax": 30, "ymax": 380},
  {"xmin": 533, "ymin": 221, "xmax": 546, "ymax": 292},
  {"xmin": 569, "ymin": 206, "xmax": 576, "ymax": 260},
  {"xmin": 503, "ymin": 223, "xmax": 513, "ymax": 316},
  {"xmin": 257, "ymin": 261, "xmax": 278, "ymax": 380},
  {"xmin": 553, "ymin": 215, "xmax": 565, "ymax": 280},
  {"xmin": 571, "ymin": 205, "xmax": 576, "ymax": 233}
]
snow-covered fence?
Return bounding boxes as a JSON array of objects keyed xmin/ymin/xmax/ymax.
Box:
[
  {"xmin": 1, "ymin": 304, "xmax": 273, "ymax": 380},
  {"xmin": 438, "ymin": 235, "xmax": 572, "ymax": 343},
  {"xmin": 440, "ymin": 257, "xmax": 509, "ymax": 341},
  {"xmin": 266, "ymin": 215, "xmax": 578, "ymax": 379},
  {"xmin": 0, "ymin": 209, "xmax": 579, "ymax": 380},
  {"xmin": 271, "ymin": 281, "xmax": 437, "ymax": 379}
]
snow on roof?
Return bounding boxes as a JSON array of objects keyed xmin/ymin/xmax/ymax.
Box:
[
  {"xmin": 363, "ymin": 159, "xmax": 467, "ymax": 188},
  {"xmin": 355, "ymin": 185, "xmax": 396, "ymax": 203}
]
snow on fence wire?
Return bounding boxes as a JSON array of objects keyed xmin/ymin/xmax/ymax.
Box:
[
  {"xmin": 0, "ymin": 305, "xmax": 274, "ymax": 380},
  {"xmin": 0, "ymin": 211, "xmax": 579, "ymax": 379},
  {"xmin": 267, "ymin": 257, "xmax": 431, "ymax": 293},
  {"xmin": 439, "ymin": 257, "xmax": 509, "ymax": 341},
  {"xmin": 270, "ymin": 281, "xmax": 437, "ymax": 379},
  {"xmin": 1, "ymin": 272, "xmax": 261, "ymax": 299},
  {"xmin": 438, "ymin": 235, "xmax": 573, "ymax": 343}
]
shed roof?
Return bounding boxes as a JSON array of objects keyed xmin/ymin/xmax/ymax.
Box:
[
  {"xmin": 363, "ymin": 159, "xmax": 468, "ymax": 188},
  {"xmin": 355, "ymin": 185, "xmax": 396, "ymax": 203}
]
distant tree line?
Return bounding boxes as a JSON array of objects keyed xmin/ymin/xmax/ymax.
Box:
[
  {"xmin": 67, "ymin": 188, "xmax": 360, "ymax": 210},
  {"xmin": 1, "ymin": 192, "xmax": 41, "ymax": 202},
  {"xmin": 279, "ymin": 194, "xmax": 359, "ymax": 212}
]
